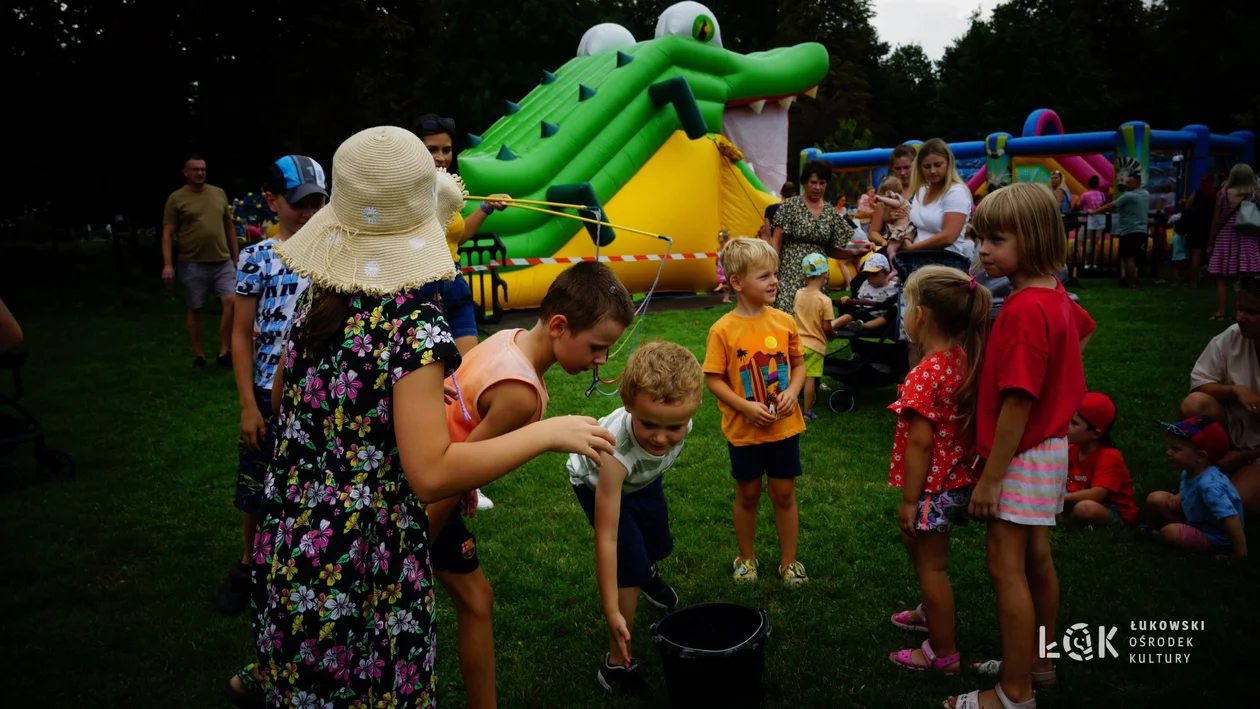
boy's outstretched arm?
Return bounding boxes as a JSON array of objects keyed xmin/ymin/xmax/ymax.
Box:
[
  {"xmin": 594, "ymin": 454, "xmax": 631, "ymax": 664},
  {"xmin": 232, "ymin": 294, "xmax": 266, "ymax": 451},
  {"xmin": 427, "ymin": 380, "xmax": 538, "ymax": 539}
]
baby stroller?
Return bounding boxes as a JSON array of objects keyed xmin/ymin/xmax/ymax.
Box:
[
  {"xmin": 0, "ymin": 352, "xmax": 74, "ymax": 485},
  {"xmin": 822, "ymin": 250, "xmax": 972, "ymax": 413}
]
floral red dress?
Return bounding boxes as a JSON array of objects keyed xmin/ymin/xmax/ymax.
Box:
[{"xmin": 888, "ymin": 346, "xmax": 978, "ymax": 529}]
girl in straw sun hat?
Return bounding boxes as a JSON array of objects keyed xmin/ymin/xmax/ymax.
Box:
[{"xmin": 225, "ymin": 126, "xmax": 616, "ymax": 708}]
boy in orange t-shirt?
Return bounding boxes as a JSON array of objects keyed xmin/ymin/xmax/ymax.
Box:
[
  {"xmin": 704, "ymin": 237, "xmax": 809, "ymax": 586},
  {"xmin": 1063, "ymin": 392, "xmax": 1138, "ymax": 526}
]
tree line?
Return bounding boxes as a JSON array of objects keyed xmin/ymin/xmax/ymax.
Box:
[{"xmin": 5, "ymin": 0, "xmax": 1255, "ymax": 234}]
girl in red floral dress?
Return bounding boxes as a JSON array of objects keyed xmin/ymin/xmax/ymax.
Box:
[{"xmin": 885, "ymin": 265, "xmax": 993, "ymax": 676}]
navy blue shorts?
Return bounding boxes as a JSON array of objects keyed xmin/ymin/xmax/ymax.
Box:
[
  {"xmin": 574, "ymin": 477, "xmax": 673, "ymax": 588},
  {"xmin": 235, "ymin": 386, "xmax": 275, "ymax": 515},
  {"xmin": 420, "ymin": 270, "xmax": 478, "ymax": 340},
  {"xmin": 728, "ymin": 435, "xmax": 803, "ymax": 482}
]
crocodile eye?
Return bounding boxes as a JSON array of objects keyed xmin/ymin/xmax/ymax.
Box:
[{"xmin": 656, "ymin": 1, "xmax": 722, "ymax": 48}]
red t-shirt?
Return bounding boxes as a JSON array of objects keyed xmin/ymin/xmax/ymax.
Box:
[
  {"xmin": 976, "ymin": 282, "xmax": 1095, "ymax": 459},
  {"xmin": 1066, "ymin": 444, "xmax": 1137, "ymax": 524},
  {"xmin": 888, "ymin": 346, "xmax": 978, "ymax": 494}
]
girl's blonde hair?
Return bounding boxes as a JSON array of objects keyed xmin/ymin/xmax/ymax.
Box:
[
  {"xmin": 908, "ymin": 138, "xmax": 968, "ymax": 203},
  {"xmin": 879, "ymin": 176, "xmax": 903, "ymax": 194},
  {"xmin": 971, "ymin": 182, "xmax": 1066, "ymax": 277},
  {"xmin": 902, "ymin": 265, "xmax": 992, "ymax": 444},
  {"xmin": 1226, "ymin": 163, "xmax": 1257, "ymax": 193}
]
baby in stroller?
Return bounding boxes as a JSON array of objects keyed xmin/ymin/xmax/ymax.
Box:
[
  {"xmin": 833, "ymin": 253, "xmax": 898, "ymax": 333},
  {"xmin": 822, "ymin": 250, "xmax": 974, "ymax": 412}
]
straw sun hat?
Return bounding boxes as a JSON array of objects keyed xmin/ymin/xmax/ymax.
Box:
[{"xmin": 276, "ymin": 125, "xmax": 466, "ymax": 296}]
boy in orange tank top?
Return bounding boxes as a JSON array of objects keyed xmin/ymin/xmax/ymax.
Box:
[{"xmin": 429, "ymin": 262, "xmax": 635, "ymax": 709}]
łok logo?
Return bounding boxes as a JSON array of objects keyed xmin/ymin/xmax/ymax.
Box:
[{"xmin": 1039, "ymin": 624, "xmax": 1118, "ymax": 662}]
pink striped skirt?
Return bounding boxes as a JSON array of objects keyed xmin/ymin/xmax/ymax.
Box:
[{"xmin": 996, "ymin": 437, "xmax": 1069, "ymax": 526}]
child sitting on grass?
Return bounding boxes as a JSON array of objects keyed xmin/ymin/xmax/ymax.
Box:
[
  {"xmin": 793, "ymin": 252, "xmax": 837, "ymax": 421},
  {"xmin": 568, "ymin": 341, "xmax": 704, "ymax": 694},
  {"xmin": 704, "ymin": 237, "xmax": 810, "ymax": 586},
  {"xmin": 1062, "ymin": 392, "xmax": 1138, "ymax": 527},
  {"xmin": 1143, "ymin": 416, "xmax": 1247, "ymax": 557},
  {"xmin": 833, "ymin": 253, "xmax": 898, "ymax": 333}
]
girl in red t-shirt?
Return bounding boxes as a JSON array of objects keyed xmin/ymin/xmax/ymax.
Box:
[
  {"xmin": 887, "ymin": 265, "xmax": 993, "ymax": 676},
  {"xmin": 946, "ymin": 183, "xmax": 1096, "ymax": 709}
]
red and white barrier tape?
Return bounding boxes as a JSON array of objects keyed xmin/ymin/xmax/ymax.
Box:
[{"xmin": 460, "ymin": 252, "xmax": 719, "ymax": 273}]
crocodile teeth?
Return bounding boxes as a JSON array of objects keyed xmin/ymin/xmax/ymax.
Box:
[
  {"xmin": 748, "ymin": 100, "xmax": 766, "ymax": 114},
  {"xmin": 778, "ymin": 96, "xmax": 796, "ymax": 110},
  {"xmin": 803, "ymin": 85, "xmax": 819, "ymax": 98}
]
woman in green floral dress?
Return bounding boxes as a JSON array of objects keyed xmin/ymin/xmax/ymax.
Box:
[
  {"xmin": 224, "ymin": 126, "xmax": 615, "ymax": 709},
  {"xmin": 770, "ymin": 160, "xmax": 871, "ymax": 314}
]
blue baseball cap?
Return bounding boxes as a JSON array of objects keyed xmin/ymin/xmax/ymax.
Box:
[{"xmin": 265, "ymin": 155, "xmax": 328, "ymax": 204}]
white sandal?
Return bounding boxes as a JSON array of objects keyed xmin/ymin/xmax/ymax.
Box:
[
  {"xmin": 945, "ymin": 683, "xmax": 1036, "ymax": 709},
  {"xmin": 972, "ymin": 659, "xmax": 1056, "ymax": 688}
]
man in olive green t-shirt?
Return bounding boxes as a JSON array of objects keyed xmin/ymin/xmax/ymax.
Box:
[
  {"xmin": 162, "ymin": 155, "xmax": 239, "ymax": 367},
  {"xmin": 1090, "ymin": 172, "xmax": 1150, "ymax": 289}
]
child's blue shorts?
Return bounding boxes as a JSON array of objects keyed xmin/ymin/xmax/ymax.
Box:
[
  {"xmin": 574, "ymin": 477, "xmax": 673, "ymax": 588},
  {"xmin": 728, "ymin": 434, "xmax": 803, "ymax": 482},
  {"xmin": 236, "ymin": 386, "xmax": 275, "ymax": 515},
  {"xmin": 419, "ymin": 270, "xmax": 479, "ymax": 340}
]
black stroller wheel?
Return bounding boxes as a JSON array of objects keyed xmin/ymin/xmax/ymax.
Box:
[
  {"xmin": 39, "ymin": 449, "xmax": 75, "ymax": 479},
  {"xmin": 828, "ymin": 390, "xmax": 856, "ymax": 414}
]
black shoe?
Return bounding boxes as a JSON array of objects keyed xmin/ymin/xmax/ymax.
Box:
[
  {"xmin": 217, "ymin": 352, "xmax": 232, "ymax": 368},
  {"xmin": 214, "ymin": 562, "xmax": 252, "ymax": 615},
  {"xmin": 597, "ymin": 654, "xmax": 648, "ymax": 695},
  {"xmin": 846, "ymin": 319, "xmax": 866, "ymax": 333},
  {"xmin": 641, "ymin": 564, "xmax": 678, "ymax": 610},
  {"xmin": 193, "ymin": 356, "xmax": 207, "ymax": 368}
]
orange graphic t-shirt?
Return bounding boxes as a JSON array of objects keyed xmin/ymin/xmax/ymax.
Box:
[{"xmin": 703, "ymin": 308, "xmax": 806, "ymax": 447}]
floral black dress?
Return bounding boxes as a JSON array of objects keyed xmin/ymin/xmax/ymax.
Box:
[
  {"xmin": 248, "ymin": 286, "xmax": 459, "ymax": 708},
  {"xmin": 771, "ymin": 196, "xmax": 855, "ymax": 314}
]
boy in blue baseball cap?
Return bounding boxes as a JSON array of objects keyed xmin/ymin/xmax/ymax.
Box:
[
  {"xmin": 215, "ymin": 155, "xmax": 328, "ymax": 614},
  {"xmin": 1143, "ymin": 415, "xmax": 1246, "ymax": 558},
  {"xmin": 793, "ymin": 252, "xmax": 835, "ymax": 421}
]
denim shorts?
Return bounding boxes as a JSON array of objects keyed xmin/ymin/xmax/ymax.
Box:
[{"xmin": 420, "ymin": 270, "xmax": 479, "ymax": 340}]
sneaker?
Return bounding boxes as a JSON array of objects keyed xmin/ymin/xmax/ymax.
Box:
[
  {"xmin": 475, "ymin": 489, "xmax": 494, "ymax": 510},
  {"xmin": 846, "ymin": 320, "xmax": 865, "ymax": 333},
  {"xmin": 779, "ymin": 561, "xmax": 809, "ymax": 586},
  {"xmin": 214, "ymin": 561, "xmax": 253, "ymax": 615},
  {"xmin": 803, "ymin": 412, "xmax": 818, "ymax": 421},
  {"xmin": 597, "ymin": 654, "xmax": 648, "ymax": 695},
  {"xmin": 641, "ymin": 564, "xmax": 679, "ymax": 610},
  {"xmin": 732, "ymin": 557, "xmax": 759, "ymax": 583}
]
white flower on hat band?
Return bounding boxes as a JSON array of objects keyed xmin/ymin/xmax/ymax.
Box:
[
  {"xmin": 409, "ymin": 237, "xmax": 426, "ymax": 250},
  {"xmin": 323, "ymin": 231, "xmax": 342, "ymax": 246},
  {"xmin": 364, "ymin": 261, "xmax": 380, "ymax": 277},
  {"xmin": 362, "ymin": 206, "xmax": 380, "ymax": 224}
]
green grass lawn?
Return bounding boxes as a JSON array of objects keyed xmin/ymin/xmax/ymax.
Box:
[{"xmin": 2, "ymin": 278, "xmax": 1257, "ymax": 708}]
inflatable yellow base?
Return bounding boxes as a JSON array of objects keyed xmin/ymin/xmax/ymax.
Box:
[{"xmin": 473, "ymin": 131, "xmax": 856, "ymax": 312}]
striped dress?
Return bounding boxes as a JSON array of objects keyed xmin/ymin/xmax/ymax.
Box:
[{"xmin": 1208, "ymin": 187, "xmax": 1260, "ymax": 276}]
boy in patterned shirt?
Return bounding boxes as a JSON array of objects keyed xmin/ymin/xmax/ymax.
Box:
[
  {"xmin": 568, "ymin": 340, "xmax": 705, "ymax": 694},
  {"xmin": 214, "ymin": 155, "xmax": 327, "ymax": 614}
]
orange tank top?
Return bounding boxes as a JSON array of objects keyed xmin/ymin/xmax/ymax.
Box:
[{"xmin": 445, "ymin": 328, "xmax": 549, "ymax": 443}]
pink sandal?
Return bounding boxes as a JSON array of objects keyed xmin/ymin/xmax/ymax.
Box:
[
  {"xmin": 889, "ymin": 639, "xmax": 960, "ymax": 674},
  {"xmin": 891, "ymin": 603, "xmax": 928, "ymax": 632}
]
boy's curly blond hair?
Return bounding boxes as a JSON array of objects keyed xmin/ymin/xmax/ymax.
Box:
[{"xmin": 619, "ymin": 340, "xmax": 704, "ymax": 409}]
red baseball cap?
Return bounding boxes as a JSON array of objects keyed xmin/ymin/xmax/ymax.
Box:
[
  {"xmin": 1078, "ymin": 392, "xmax": 1116, "ymax": 432},
  {"xmin": 1156, "ymin": 416, "xmax": 1231, "ymax": 464}
]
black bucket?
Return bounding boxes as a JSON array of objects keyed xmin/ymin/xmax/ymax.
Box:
[{"xmin": 651, "ymin": 603, "xmax": 771, "ymax": 708}]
